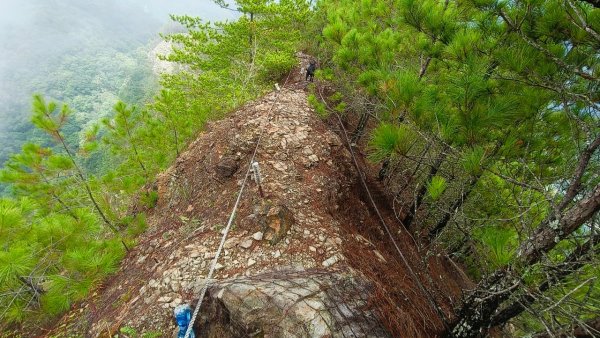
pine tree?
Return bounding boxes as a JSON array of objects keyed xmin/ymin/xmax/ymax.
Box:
[
  {"xmin": 102, "ymin": 101, "xmax": 150, "ymax": 181},
  {"xmin": 313, "ymin": 0, "xmax": 600, "ymax": 335}
]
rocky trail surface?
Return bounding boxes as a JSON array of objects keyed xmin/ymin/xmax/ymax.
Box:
[{"xmin": 42, "ymin": 56, "xmax": 470, "ymax": 338}]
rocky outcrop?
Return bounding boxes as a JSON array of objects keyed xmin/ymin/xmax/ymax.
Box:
[{"xmin": 196, "ymin": 269, "xmax": 390, "ymax": 338}]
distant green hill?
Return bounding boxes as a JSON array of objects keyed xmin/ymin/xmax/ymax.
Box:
[{"xmin": 0, "ymin": 1, "xmax": 169, "ymax": 195}]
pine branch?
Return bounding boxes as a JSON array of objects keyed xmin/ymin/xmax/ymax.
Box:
[
  {"xmin": 580, "ymin": 0, "xmax": 600, "ymax": 8},
  {"xmin": 498, "ymin": 9, "xmax": 598, "ymax": 82},
  {"xmin": 490, "ymin": 234, "xmax": 600, "ymax": 326}
]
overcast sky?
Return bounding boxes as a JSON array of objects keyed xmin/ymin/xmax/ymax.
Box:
[
  {"xmin": 0, "ymin": 0, "xmax": 239, "ymax": 167},
  {"xmin": 0, "ymin": 0, "xmax": 237, "ymax": 122}
]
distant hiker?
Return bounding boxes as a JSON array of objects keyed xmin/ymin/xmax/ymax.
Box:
[{"xmin": 306, "ymin": 59, "xmax": 317, "ymax": 82}]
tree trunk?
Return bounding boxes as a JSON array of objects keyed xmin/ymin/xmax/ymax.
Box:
[
  {"xmin": 447, "ymin": 184, "xmax": 600, "ymax": 337},
  {"xmin": 429, "ymin": 174, "xmax": 480, "ymax": 239},
  {"xmin": 378, "ymin": 158, "xmax": 390, "ymax": 181},
  {"xmin": 490, "ymin": 235, "xmax": 599, "ymax": 327},
  {"xmin": 125, "ymin": 121, "xmax": 148, "ymax": 181},
  {"xmin": 557, "ymin": 133, "xmax": 600, "ymax": 211},
  {"xmin": 249, "ymin": 12, "xmax": 255, "ymax": 63},
  {"xmin": 403, "ymin": 148, "xmax": 448, "ymax": 228},
  {"xmin": 351, "ymin": 111, "xmax": 370, "ymax": 144},
  {"xmin": 55, "ymin": 130, "xmax": 129, "ymax": 251},
  {"xmin": 516, "ymin": 184, "xmax": 600, "ymax": 266}
]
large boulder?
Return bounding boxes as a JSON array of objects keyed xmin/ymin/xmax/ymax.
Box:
[{"xmin": 195, "ymin": 269, "xmax": 391, "ymax": 338}]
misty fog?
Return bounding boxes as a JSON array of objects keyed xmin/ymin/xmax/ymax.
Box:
[{"xmin": 0, "ymin": 0, "xmax": 236, "ymax": 166}]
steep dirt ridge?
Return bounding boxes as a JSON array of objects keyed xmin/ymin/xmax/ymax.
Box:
[{"xmin": 43, "ymin": 57, "xmax": 469, "ymax": 338}]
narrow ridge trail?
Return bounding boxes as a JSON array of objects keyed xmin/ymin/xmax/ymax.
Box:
[{"xmin": 44, "ymin": 56, "xmax": 469, "ymax": 338}]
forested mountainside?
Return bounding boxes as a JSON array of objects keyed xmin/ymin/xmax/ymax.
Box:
[
  {"xmin": 0, "ymin": 0, "xmax": 159, "ymax": 172},
  {"xmin": 0, "ymin": 0, "xmax": 237, "ymax": 184},
  {"xmin": 1, "ymin": 0, "xmax": 599, "ymax": 337}
]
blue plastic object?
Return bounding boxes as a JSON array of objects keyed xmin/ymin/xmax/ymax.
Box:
[{"xmin": 174, "ymin": 304, "xmax": 195, "ymax": 338}]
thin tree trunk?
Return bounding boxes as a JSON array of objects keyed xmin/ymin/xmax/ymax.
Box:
[
  {"xmin": 429, "ymin": 174, "xmax": 481, "ymax": 239},
  {"xmin": 403, "ymin": 147, "xmax": 448, "ymax": 229},
  {"xmin": 446, "ymin": 184, "xmax": 600, "ymax": 338},
  {"xmin": 249, "ymin": 12, "xmax": 255, "ymax": 63},
  {"xmin": 517, "ymin": 184, "xmax": 600, "ymax": 266},
  {"xmin": 394, "ymin": 143, "xmax": 432, "ymax": 197},
  {"xmin": 124, "ymin": 120, "xmax": 148, "ymax": 181},
  {"xmin": 378, "ymin": 158, "xmax": 390, "ymax": 181},
  {"xmin": 169, "ymin": 118, "xmax": 179, "ymax": 157},
  {"xmin": 132, "ymin": 144, "xmax": 148, "ymax": 181},
  {"xmin": 351, "ymin": 111, "xmax": 370, "ymax": 144},
  {"xmin": 490, "ymin": 235, "xmax": 599, "ymax": 327},
  {"xmin": 419, "ymin": 56, "xmax": 431, "ymax": 79},
  {"xmin": 57, "ymin": 136, "xmax": 118, "ymax": 233},
  {"xmin": 54, "ymin": 131, "xmax": 129, "ymax": 251},
  {"xmin": 557, "ymin": 133, "xmax": 600, "ymax": 211},
  {"xmin": 40, "ymin": 172, "xmax": 78, "ymax": 220}
]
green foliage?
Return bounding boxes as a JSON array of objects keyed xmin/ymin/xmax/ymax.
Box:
[
  {"xmin": 140, "ymin": 191, "xmax": 159, "ymax": 209},
  {"xmin": 125, "ymin": 214, "xmax": 148, "ymax": 238},
  {"xmin": 368, "ymin": 123, "xmax": 416, "ymax": 162},
  {"xmin": 120, "ymin": 326, "xmax": 137, "ymax": 336},
  {"xmin": 308, "ymin": 93, "xmax": 329, "ymax": 118},
  {"xmin": 314, "ymin": 0, "xmax": 600, "ymax": 332},
  {"xmin": 426, "ymin": 175, "xmax": 447, "ymax": 201},
  {"xmin": 0, "ymin": 199, "xmax": 125, "ymax": 323},
  {"xmin": 118, "ymin": 326, "xmax": 162, "ymax": 338},
  {"xmin": 461, "ymin": 146, "xmax": 485, "ymax": 176},
  {"xmin": 475, "ymin": 226, "xmax": 517, "ymax": 268}
]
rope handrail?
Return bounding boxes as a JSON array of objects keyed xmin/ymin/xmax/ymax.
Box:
[{"xmin": 183, "ymin": 71, "xmax": 293, "ymax": 338}]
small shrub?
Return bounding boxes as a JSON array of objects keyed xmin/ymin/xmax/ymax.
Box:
[{"xmin": 427, "ymin": 175, "xmax": 447, "ymax": 201}]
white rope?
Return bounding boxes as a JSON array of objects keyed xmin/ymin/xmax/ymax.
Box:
[{"xmin": 184, "ymin": 72, "xmax": 292, "ymax": 338}]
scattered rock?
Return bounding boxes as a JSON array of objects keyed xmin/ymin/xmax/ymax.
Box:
[
  {"xmin": 273, "ymin": 161, "xmax": 288, "ymax": 172},
  {"xmin": 224, "ymin": 237, "xmax": 240, "ymax": 249},
  {"xmin": 247, "ymin": 258, "xmax": 256, "ymax": 267},
  {"xmin": 322, "ymin": 255, "xmax": 342, "ymax": 267},
  {"xmin": 158, "ymin": 296, "xmax": 172, "ymax": 303},
  {"xmin": 252, "ymin": 231, "xmax": 264, "ymax": 241},
  {"xmin": 136, "ymin": 255, "xmax": 147, "ymax": 264},
  {"xmin": 240, "ymin": 239, "xmax": 253, "ymax": 249},
  {"xmin": 197, "ymin": 270, "xmax": 389, "ymax": 337},
  {"xmin": 373, "ymin": 250, "xmax": 387, "ymax": 263},
  {"xmin": 215, "ymin": 155, "xmax": 239, "ymax": 178}
]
